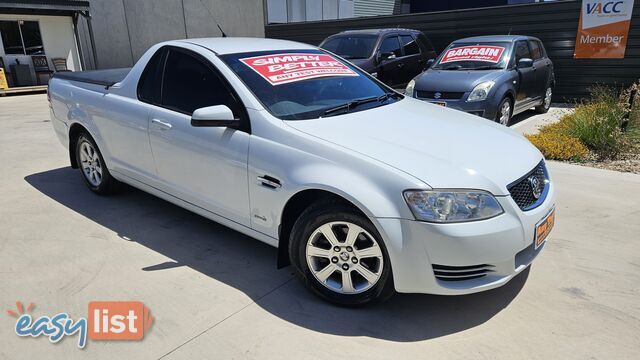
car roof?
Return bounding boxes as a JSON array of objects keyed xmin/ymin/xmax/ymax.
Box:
[
  {"xmin": 453, "ymin": 35, "xmax": 539, "ymax": 43},
  {"xmin": 177, "ymin": 37, "xmax": 316, "ymax": 55},
  {"xmin": 335, "ymin": 28, "xmax": 421, "ymax": 36}
]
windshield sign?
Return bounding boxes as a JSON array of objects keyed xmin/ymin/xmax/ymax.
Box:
[
  {"xmin": 221, "ymin": 49, "xmax": 399, "ymax": 120},
  {"xmin": 441, "ymin": 45, "xmax": 505, "ymax": 64},
  {"xmin": 432, "ymin": 42, "xmax": 511, "ymax": 70},
  {"xmin": 239, "ymin": 53, "xmax": 359, "ymax": 86}
]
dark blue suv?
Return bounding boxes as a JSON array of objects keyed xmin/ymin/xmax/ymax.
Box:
[{"xmin": 405, "ymin": 35, "xmax": 554, "ymax": 125}]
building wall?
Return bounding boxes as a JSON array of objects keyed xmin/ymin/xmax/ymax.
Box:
[
  {"xmin": 78, "ymin": 0, "xmax": 265, "ymax": 69},
  {"xmin": 0, "ymin": 14, "xmax": 81, "ymax": 85}
]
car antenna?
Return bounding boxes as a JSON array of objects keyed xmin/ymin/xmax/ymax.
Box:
[
  {"xmin": 199, "ymin": 0, "xmax": 227, "ymax": 37},
  {"xmin": 507, "ymin": 26, "xmax": 512, "ymax": 35}
]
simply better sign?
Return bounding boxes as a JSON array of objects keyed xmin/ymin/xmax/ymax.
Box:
[{"xmin": 239, "ymin": 53, "xmax": 358, "ymax": 85}]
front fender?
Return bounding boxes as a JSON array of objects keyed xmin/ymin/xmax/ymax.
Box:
[{"xmin": 247, "ymin": 135, "xmax": 421, "ymax": 241}]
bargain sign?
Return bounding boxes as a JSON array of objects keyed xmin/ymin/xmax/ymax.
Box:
[
  {"xmin": 440, "ymin": 46, "xmax": 505, "ymax": 64},
  {"xmin": 575, "ymin": 0, "xmax": 635, "ymax": 58}
]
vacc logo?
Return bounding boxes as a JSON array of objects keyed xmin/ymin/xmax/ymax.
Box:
[{"xmin": 586, "ymin": 1, "xmax": 624, "ymax": 14}]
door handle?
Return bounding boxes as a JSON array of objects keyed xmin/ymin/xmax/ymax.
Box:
[
  {"xmin": 151, "ymin": 118, "xmax": 172, "ymax": 130},
  {"xmin": 257, "ymin": 175, "xmax": 281, "ymax": 189},
  {"xmin": 397, "ymin": 63, "xmax": 405, "ymax": 68}
]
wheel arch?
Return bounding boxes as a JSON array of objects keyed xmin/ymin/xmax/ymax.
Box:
[
  {"xmin": 277, "ymin": 188, "xmax": 369, "ymax": 268},
  {"xmin": 68, "ymin": 122, "xmax": 92, "ymax": 169}
]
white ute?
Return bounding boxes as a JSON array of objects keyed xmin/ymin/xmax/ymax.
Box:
[{"xmin": 49, "ymin": 38, "xmax": 556, "ymax": 305}]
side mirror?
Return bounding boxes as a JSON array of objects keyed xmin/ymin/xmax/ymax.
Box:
[
  {"xmin": 377, "ymin": 51, "xmax": 396, "ymax": 63},
  {"xmin": 517, "ymin": 58, "xmax": 533, "ymax": 69},
  {"xmin": 191, "ymin": 105, "xmax": 239, "ymax": 128},
  {"xmin": 426, "ymin": 59, "xmax": 435, "ymax": 68}
]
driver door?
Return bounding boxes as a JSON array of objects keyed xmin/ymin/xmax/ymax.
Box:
[
  {"xmin": 376, "ymin": 35, "xmax": 403, "ymax": 86},
  {"xmin": 147, "ymin": 47, "xmax": 251, "ymax": 226}
]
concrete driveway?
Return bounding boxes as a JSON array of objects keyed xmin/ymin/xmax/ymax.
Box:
[{"xmin": 1, "ymin": 94, "xmax": 639, "ymax": 360}]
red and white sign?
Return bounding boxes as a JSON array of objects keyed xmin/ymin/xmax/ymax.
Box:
[
  {"xmin": 440, "ymin": 45, "xmax": 506, "ymax": 64},
  {"xmin": 239, "ymin": 53, "xmax": 358, "ymax": 86}
]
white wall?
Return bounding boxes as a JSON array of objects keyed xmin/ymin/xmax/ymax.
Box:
[{"xmin": 0, "ymin": 14, "xmax": 80, "ymax": 85}]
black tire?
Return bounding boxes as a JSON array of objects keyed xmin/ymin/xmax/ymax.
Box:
[
  {"xmin": 75, "ymin": 132, "xmax": 119, "ymax": 195},
  {"xmin": 495, "ymin": 96, "xmax": 513, "ymax": 126},
  {"xmin": 535, "ymin": 86, "xmax": 552, "ymax": 114},
  {"xmin": 289, "ymin": 200, "xmax": 395, "ymax": 306}
]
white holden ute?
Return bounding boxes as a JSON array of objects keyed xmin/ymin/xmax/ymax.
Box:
[{"xmin": 48, "ymin": 38, "xmax": 556, "ymax": 306}]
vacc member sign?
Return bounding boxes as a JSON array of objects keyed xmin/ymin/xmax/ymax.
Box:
[{"xmin": 574, "ymin": 0, "xmax": 635, "ymax": 58}]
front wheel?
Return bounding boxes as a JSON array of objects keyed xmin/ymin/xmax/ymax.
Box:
[
  {"xmin": 75, "ymin": 132, "xmax": 119, "ymax": 195},
  {"xmin": 535, "ymin": 86, "xmax": 552, "ymax": 114},
  {"xmin": 495, "ymin": 97, "xmax": 513, "ymax": 126},
  {"xmin": 289, "ymin": 201, "xmax": 394, "ymax": 306}
]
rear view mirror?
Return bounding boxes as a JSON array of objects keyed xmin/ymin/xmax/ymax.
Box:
[
  {"xmin": 191, "ymin": 105, "xmax": 239, "ymax": 128},
  {"xmin": 517, "ymin": 58, "xmax": 533, "ymax": 69},
  {"xmin": 426, "ymin": 59, "xmax": 435, "ymax": 68}
]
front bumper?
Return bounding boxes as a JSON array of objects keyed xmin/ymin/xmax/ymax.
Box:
[
  {"xmin": 374, "ymin": 181, "xmax": 556, "ymax": 295},
  {"xmin": 415, "ymin": 92, "xmax": 499, "ymax": 121}
]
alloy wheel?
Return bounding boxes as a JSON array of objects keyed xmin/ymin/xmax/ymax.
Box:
[
  {"xmin": 305, "ymin": 221, "xmax": 384, "ymax": 294},
  {"xmin": 499, "ymin": 100, "xmax": 511, "ymax": 126},
  {"xmin": 544, "ymin": 87, "xmax": 552, "ymax": 109},
  {"xmin": 79, "ymin": 140, "xmax": 103, "ymax": 187}
]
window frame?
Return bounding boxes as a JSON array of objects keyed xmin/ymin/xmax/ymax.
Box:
[
  {"xmin": 136, "ymin": 45, "xmax": 250, "ymax": 133},
  {"xmin": 0, "ymin": 20, "xmax": 45, "ymax": 55}
]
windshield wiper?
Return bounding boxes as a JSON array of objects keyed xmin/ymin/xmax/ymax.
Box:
[
  {"xmin": 472, "ymin": 65, "xmax": 502, "ymax": 70},
  {"xmin": 322, "ymin": 94, "xmax": 392, "ymax": 117}
]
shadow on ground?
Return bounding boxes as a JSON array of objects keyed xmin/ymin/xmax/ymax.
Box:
[{"xmin": 25, "ymin": 167, "xmax": 530, "ymax": 342}]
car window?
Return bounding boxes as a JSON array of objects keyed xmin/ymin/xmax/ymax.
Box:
[
  {"xmin": 528, "ymin": 40, "xmax": 542, "ymax": 60},
  {"xmin": 138, "ymin": 48, "xmax": 167, "ymax": 105},
  {"xmin": 400, "ymin": 35, "xmax": 419, "ymax": 56},
  {"xmin": 161, "ymin": 49, "xmax": 238, "ymax": 115},
  {"xmin": 514, "ymin": 40, "xmax": 532, "ymax": 61},
  {"xmin": 536, "ymin": 40, "xmax": 547, "ymax": 58},
  {"xmin": 379, "ymin": 36, "xmax": 402, "ymax": 57},
  {"xmin": 320, "ymin": 35, "xmax": 377, "ymax": 59}
]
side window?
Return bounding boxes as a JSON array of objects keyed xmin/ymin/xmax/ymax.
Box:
[
  {"xmin": 416, "ymin": 33, "xmax": 434, "ymax": 53},
  {"xmin": 138, "ymin": 48, "xmax": 167, "ymax": 105},
  {"xmin": 379, "ymin": 36, "xmax": 402, "ymax": 57},
  {"xmin": 400, "ymin": 35, "xmax": 419, "ymax": 56},
  {"xmin": 537, "ymin": 40, "xmax": 547, "ymax": 58},
  {"xmin": 528, "ymin": 40, "xmax": 542, "ymax": 60},
  {"xmin": 161, "ymin": 49, "xmax": 238, "ymax": 115},
  {"xmin": 514, "ymin": 41, "xmax": 532, "ymax": 61}
]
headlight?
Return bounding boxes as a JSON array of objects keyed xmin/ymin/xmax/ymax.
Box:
[
  {"xmin": 467, "ymin": 81, "xmax": 495, "ymax": 102},
  {"xmin": 405, "ymin": 79, "xmax": 416, "ymax": 97},
  {"xmin": 403, "ymin": 190, "xmax": 503, "ymax": 223}
]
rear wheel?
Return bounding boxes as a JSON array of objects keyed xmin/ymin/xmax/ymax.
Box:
[
  {"xmin": 75, "ymin": 132, "xmax": 119, "ymax": 195},
  {"xmin": 495, "ymin": 97, "xmax": 512, "ymax": 126},
  {"xmin": 535, "ymin": 86, "xmax": 552, "ymax": 114},
  {"xmin": 289, "ymin": 201, "xmax": 394, "ymax": 306}
]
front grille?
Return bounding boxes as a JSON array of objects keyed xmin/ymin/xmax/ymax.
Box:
[
  {"xmin": 507, "ymin": 161, "xmax": 549, "ymax": 211},
  {"xmin": 416, "ymin": 90, "xmax": 465, "ymax": 100},
  {"xmin": 432, "ymin": 263, "xmax": 495, "ymax": 282}
]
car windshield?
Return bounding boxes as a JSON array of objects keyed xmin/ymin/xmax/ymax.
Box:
[
  {"xmin": 320, "ymin": 35, "xmax": 377, "ymax": 59},
  {"xmin": 431, "ymin": 41, "xmax": 512, "ymax": 70},
  {"xmin": 220, "ymin": 49, "xmax": 401, "ymax": 120}
]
